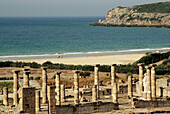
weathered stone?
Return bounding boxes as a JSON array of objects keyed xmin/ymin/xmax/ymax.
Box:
[
  {"xmin": 36, "ymin": 90, "xmax": 40, "ymax": 112},
  {"xmin": 128, "ymin": 75, "xmax": 133, "ymax": 98},
  {"xmin": 23, "ymin": 71, "xmax": 30, "ymax": 87},
  {"xmin": 145, "ymin": 66, "xmax": 152, "ymax": 100},
  {"xmin": 41, "ymin": 67, "xmax": 47, "ymax": 104},
  {"xmin": 151, "ymin": 64, "xmax": 156, "ymax": 100},
  {"xmin": 3, "ymin": 87, "xmax": 8, "ymax": 106},
  {"xmin": 56, "ymin": 72, "xmax": 61, "ymax": 105},
  {"xmin": 112, "ymin": 83, "xmax": 118, "ymax": 104},
  {"xmin": 94, "ymin": 64, "xmax": 100, "ymax": 99},
  {"xmin": 47, "ymin": 85, "xmax": 56, "ymax": 114},
  {"xmin": 61, "ymin": 85, "xmax": 65, "ymax": 102},
  {"xmin": 20, "ymin": 87, "xmax": 35, "ymax": 114},
  {"xmin": 138, "ymin": 63, "xmax": 144, "ymax": 96},
  {"xmin": 13, "ymin": 70, "xmax": 20, "ymax": 106},
  {"xmin": 74, "ymin": 70, "xmax": 80, "ymax": 105},
  {"xmin": 92, "ymin": 85, "xmax": 97, "ymax": 102}
]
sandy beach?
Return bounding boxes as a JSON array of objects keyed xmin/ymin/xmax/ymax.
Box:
[{"xmin": 15, "ymin": 53, "xmax": 145, "ymax": 65}]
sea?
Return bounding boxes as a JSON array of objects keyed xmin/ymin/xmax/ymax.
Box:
[{"xmin": 0, "ymin": 17, "xmax": 170, "ymax": 61}]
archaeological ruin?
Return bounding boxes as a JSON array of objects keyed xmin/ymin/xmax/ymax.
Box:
[{"xmin": 0, "ymin": 63, "xmax": 170, "ymax": 114}]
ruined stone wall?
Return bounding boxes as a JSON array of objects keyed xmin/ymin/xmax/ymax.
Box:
[
  {"xmin": 134, "ymin": 100, "xmax": 170, "ymax": 108},
  {"xmin": 20, "ymin": 87, "xmax": 35, "ymax": 114},
  {"xmin": 55, "ymin": 102, "xmax": 119, "ymax": 114}
]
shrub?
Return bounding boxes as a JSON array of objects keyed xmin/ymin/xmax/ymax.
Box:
[{"xmin": 35, "ymin": 76, "xmax": 41, "ymax": 80}]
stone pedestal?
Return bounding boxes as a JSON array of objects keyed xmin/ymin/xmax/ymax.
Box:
[
  {"xmin": 41, "ymin": 67, "xmax": 47, "ymax": 104},
  {"xmin": 13, "ymin": 70, "xmax": 20, "ymax": 106},
  {"xmin": 145, "ymin": 66, "xmax": 152, "ymax": 100},
  {"xmin": 61, "ymin": 85, "xmax": 65, "ymax": 102},
  {"xmin": 56, "ymin": 72, "xmax": 61, "ymax": 105},
  {"xmin": 92, "ymin": 85, "xmax": 97, "ymax": 102},
  {"xmin": 3, "ymin": 87, "xmax": 8, "ymax": 106},
  {"xmin": 138, "ymin": 63, "xmax": 144, "ymax": 96},
  {"xmin": 74, "ymin": 70, "xmax": 80, "ymax": 105},
  {"xmin": 128, "ymin": 75, "xmax": 133, "ymax": 98},
  {"xmin": 36, "ymin": 90, "xmax": 40, "ymax": 112},
  {"xmin": 94, "ymin": 64, "xmax": 100, "ymax": 99},
  {"xmin": 151, "ymin": 64, "xmax": 156, "ymax": 100}
]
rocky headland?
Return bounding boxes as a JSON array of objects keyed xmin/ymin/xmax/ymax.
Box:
[{"xmin": 91, "ymin": 2, "xmax": 170, "ymax": 28}]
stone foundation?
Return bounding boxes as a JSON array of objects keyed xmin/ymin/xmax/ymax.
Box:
[
  {"xmin": 55, "ymin": 102, "xmax": 119, "ymax": 114},
  {"xmin": 133, "ymin": 99, "xmax": 170, "ymax": 108}
]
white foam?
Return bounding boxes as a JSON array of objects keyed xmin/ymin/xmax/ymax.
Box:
[{"xmin": 0, "ymin": 47, "xmax": 169, "ymax": 60}]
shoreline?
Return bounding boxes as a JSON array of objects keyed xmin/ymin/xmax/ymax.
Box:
[
  {"xmin": 0, "ymin": 48, "xmax": 169, "ymax": 61},
  {"xmin": 12, "ymin": 53, "xmax": 145, "ymax": 65},
  {"xmin": 90, "ymin": 23, "xmax": 170, "ymax": 28}
]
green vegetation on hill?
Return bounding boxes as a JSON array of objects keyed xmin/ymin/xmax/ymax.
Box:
[
  {"xmin": 131, "ymin": 2, "xmax": 170, "ymax": 13},
  {"xmin": 133, "ymin": 52, "xmax": 170, "ymax": 65}
]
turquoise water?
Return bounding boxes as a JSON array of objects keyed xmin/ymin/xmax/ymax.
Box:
[{"xmin": 0, "ymin": 17, "xmax": 170, "ymax": 60}]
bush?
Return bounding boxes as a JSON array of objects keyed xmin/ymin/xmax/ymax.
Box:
[
  {"xmin": 133, "ymin": 52, "xmax": 170, "ymax": 65},
  {"xmin": 29, "ymin": 77, "xmax": 34, "ymax": 80},
  {"xmin": 80, "ymin": 71, "xmax": 91, "ymax": 77},
  {"xmin": 35, "ymin": 76, "xmax": 41, "ymax": 80}
]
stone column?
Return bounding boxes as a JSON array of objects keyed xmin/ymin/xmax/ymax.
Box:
[
  {"xmin": 3, "ymin": 87, "xmax": 8, "ymax": 106},
  {"xmin": 56, "ymin": 72, "xmax": 61, "ymax": 105},
  {"xmin": 128, "ymin": 75, "xmax": 133, "ymax": 98},
  {"xmin": 23, "ymin": 66, "xmax": 30, "ymax": 87},
  {"xmin": 92, "ymin": 85, "xmax": 97, "ymax": 102},
  {"xmin": 111, "ymin": 64, "xmax": 116, "ymax": 85},
  {"xmin": 36, "ymin": 90, "xmax": 40, "ymax": 112},
  {"xmin": 151, "ymin": 64, "xmax": 156, "ymax": 100},
  {"xmin": 41, "ymin": 67, "xmax": 47, "ymax": 104},
  {"xmin": 112, "ymin": 83, "xmax": 118, "ymax": 104},
  {"xmin": 13, "ymin": 70, "xmax": 20, "ymax": 106},
  {"xmin": 61, "ymin": 85, "xmax": 65, "ymax": 102},
  {"xmin": 23, "ymin": 71, "xmax": 30, "ymax": 87},
  {"xmin": 94, "ymin": 64, "xmax": 100, "ymax": 99},
  {"xmin": 137, "ymin": 63, "xmax": 144, "ymax": 96},
  {"xmin": 145, "ymin": 66, "xmax": 152, "ymax": 100},
  {"xmin": 74, "ymin": 70, "xmax": 80, "ymax": 105},
  {"xmin": 79, "ymin": 91, "xmax": 82, "ymax": 100},
  {"xmin": 111, "ymin": 64, "xmax": 117, "ymax": 101}
]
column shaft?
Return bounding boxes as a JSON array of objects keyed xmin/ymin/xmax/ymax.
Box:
[
  {"xmin": 128, "ymin": 75, "xmax": 133, "ymax": 98},
  {"xmin": 94, "ymin": 64, "xmax": 100, "ymax": 99},
  {"xmin": 92, "ymin": 85, "xmax": 97, "ymax": 102},
  {"xmin": 146, "ymin": 66, "xmax": 152, "ymax": 100},
  {"xmin": 23, "ymin": 71, "xmax": 30, "ymax": 87},
  {"xmin": 56, "ymin": 72, "xmax": 61, "ymax": 105},
  {"xmin": 36, "ymin": 90, "xmax": 40, "ymax": 112},
  {"xmin": 3, "ymin": 87, "xmax": 8, "ymax": 106},
  {"xmin": 112, "ymin": 83, "xmax": 118, "ymax": 104},
  {"xmin": 13, "ymin": 70, "xmax": 20, "ymax": 106},
  {"xmin": 138, "ymin": 63, "xmax": 144, "ymax": 96},
  {"xmin": 61, "ymin": 85, "xmax": 65, "ymax": 102},
  {"xmin": 74, "ymin": 71, "xmax": 80, "ymax": 105},
  {"xmin": 42, "ymin": 67, "xmax": 47, "ymax": 104},
  {"xmin": 151, "ymin": 64, "xmax": 156, "ymax": 100}
]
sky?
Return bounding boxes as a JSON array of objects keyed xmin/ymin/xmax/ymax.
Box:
[{"xmin": 0, "ymin": 0, "xmax": 169, "ymax": 17}]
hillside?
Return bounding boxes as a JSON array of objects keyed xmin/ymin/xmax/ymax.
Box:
[{"xmin": 91, "ymin": 2, "xmax": 170, "ymax": 28}]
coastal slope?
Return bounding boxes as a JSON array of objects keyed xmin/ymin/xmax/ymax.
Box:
[{"xmin": 92, "ymin": 2, "xmax": 170, "ymax": 28}]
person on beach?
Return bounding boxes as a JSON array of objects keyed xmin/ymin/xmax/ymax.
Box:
[{"xmin": 58, "ymin": 54, "xmax": 61, "ymax": 58}]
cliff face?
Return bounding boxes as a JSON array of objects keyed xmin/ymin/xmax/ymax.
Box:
[{"xmin": 93, "ymin": 6, "xmax": 170, "ymax": 28}]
